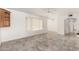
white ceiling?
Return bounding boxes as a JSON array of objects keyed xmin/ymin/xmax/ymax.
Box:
[
  {"xmin": 10, "ymin": 8, "xmax": 79, "ymax": 19},
  {"xmin": 10, "ymin": 8, "xmax": 57, "ymax": 17}
]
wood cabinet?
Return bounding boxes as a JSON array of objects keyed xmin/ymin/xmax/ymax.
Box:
[{"xmin": 0, "ymin": 8, "xmax": 10, "ymax": 27}]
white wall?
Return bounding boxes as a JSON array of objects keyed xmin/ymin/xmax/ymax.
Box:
[
  {"xmin": 47, "ymin": 11, "xmax": 65, "ymax": 35},
  {"xmin": 57, "ymin": 11, "xmax": 65, "ymax": 35},
  {"xmin": 1, "ymin": 9, "xmax": 47, "ymax": 42},
  {"xmin": 47, "ymin": 13, "xmax": 58, "ymax": 33}
]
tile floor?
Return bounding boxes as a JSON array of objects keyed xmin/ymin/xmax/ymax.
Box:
[{"xmin": 0, "ymin": 32, "xmax": 79, "ymax": 51}]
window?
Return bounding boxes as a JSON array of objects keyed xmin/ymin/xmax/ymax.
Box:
[
  {"xmin": 31, "ymin": 19, "xmax": 43, "ymax": 30},
  {"xmin": 26, "ymin": 17, "xmax": 43, "ymax": 31}
]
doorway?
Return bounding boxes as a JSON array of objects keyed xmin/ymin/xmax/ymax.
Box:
[{"xmin": 64, "ymin": 17, "xmax": 77, "ymax": 36}]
